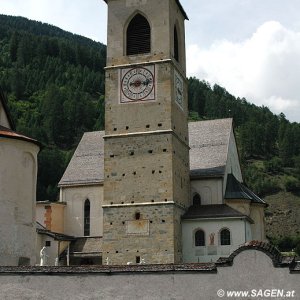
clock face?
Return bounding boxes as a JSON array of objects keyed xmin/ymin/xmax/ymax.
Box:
[
  {"xmin": 174, "ymin": 70, "xmax": 184, "ymax": 110},
  {"xmin": 120, "ymin": 65, "xmax": 155, "ymax": 103}
]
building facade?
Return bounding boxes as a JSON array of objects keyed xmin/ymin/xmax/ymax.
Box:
[
  {"xmin": 0, "ymin": 90, "xmax": 40, "ymax": 266},
  {"xmin": 38, "ymin": 0, "xmax": 267, "ymax": 266},
  {"xmin": 102, "ymin": 0, "xmax": 190, "ymax": 265}
]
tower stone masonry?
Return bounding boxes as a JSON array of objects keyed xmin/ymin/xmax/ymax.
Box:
[{"xmin": 102, "ymin": 0, "xmax": 190, "ymax": 265}]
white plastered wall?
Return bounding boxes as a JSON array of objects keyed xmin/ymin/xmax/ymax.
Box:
[
  {"xmin": 0, "ymin": 138, "xmax": 39, "ymax": 266},
  {"xmin": 191, "ymin": 178, "xmax": 223, "ymax": 205},
  {"xmin": 60, "ymin": 184, "xmax": 103, "ymax": 237},
  {"xmin": 182, "ymin": 218, "xmax": 251, "ymax": 263}
]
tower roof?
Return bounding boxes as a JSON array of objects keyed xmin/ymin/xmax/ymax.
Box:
[{"xmin": 102, "ymin": 0, "xmax": 189, "ymax": 20}]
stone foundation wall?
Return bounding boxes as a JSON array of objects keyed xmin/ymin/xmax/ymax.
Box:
[{"xmin": 102, "ymin": 204, "xmax": 177, "ymax": 264}]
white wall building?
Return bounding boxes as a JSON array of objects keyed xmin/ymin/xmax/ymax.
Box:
[{"xmin": 0, "ymin": 89, "xmax": 40, "ymax": 266}]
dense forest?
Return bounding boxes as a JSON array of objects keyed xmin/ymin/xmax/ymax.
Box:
[
  {"xmin": 0, "ymin": 14, "xmax": 299, "ymax": 203},
  {"xmin": 0, "ymin": 15, "xmax": 106, "ymax": 199}
]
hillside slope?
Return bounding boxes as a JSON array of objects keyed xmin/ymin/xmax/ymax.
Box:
[{"xmin": 265, "ymin": 192, "xmax": 300, "ymax": 237}]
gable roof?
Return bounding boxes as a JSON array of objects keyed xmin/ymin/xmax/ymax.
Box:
[
  {"xmin": 58, "ymin": 131, "xmax": 105, "ymax": 187},
  {"xmin": 189, "ymin": 118, "xmax": 232, "ymax": 178},
  {"xmin": 59, "ymin": 118, "xmax": 234, "ymax": 186}
]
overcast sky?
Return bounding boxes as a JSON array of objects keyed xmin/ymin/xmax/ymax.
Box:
[{"xmin": 0, "ymin": 0, "xmax": 300, "ymax": 122}]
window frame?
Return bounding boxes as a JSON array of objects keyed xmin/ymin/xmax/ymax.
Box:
[
  {"xmin": 126, "ymin": 13, "xmax": 151, "ymax": 56},
  {"xmin": 192, "ymin": 193, "xmax": 201, "ymax": 206},
  {"xmin": 220, "ymin": 228, "xmax": 231, "ymax": 246},
  {"xmin": 84, "ymin": 199, "xmax": 90, "ymax": 236},
  {"xmin": 194, "ymin": 229, "xmax": 205, "ymax": 247}
]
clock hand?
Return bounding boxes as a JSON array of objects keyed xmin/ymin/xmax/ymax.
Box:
[{"xmin": 129, "ymin": 79, "xmax": 152, "ymax": 87}]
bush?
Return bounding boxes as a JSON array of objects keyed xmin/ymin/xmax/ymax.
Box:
[
  {"xmin": 285, "ymin": 176, "xmax": 300, "ymax": 192},
  {"xmin": 295, "ymin": 243, "xmax": 300, "ymax": 256},
  {"xmin": 270, "ymin": 236, "xmax": 300, "ymax": 254},
  {"xmin": 277, "ymin": 236, "xmax": 294, "ymax": 252},
  {"xmin": 264, "ymin": 157, "xmax": 283, "ymax": 174}
]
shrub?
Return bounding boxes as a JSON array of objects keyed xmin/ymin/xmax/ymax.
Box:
[
  {"xmin": 295, "ymin": 243, "xmax": 300, "ymax": 256},
  {"xmin": 264, "ymin": 157, "xmax": 283, "ymax": 174},
  {"xmin": 285, "ymin": 176, "xmax": 300, "ymax": 192},
  {"xmin": 271, "ymin": 236, "xmax": 300, "ymax": 254}
]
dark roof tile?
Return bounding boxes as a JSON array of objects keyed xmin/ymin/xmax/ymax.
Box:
[
  {"xmin": 225, "ymin": 174, "xmax": 266, "ymax": 205},
  {"xmin": 182, "ymin": 204, "xmax": 252, "ymax": 222}
]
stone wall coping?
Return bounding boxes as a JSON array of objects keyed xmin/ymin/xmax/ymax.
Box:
[
  {"xmin": 0, "ymin": 263, "xmax": 216, "ymax": 275},
  {"xmin": 216, "ymin": 241, "xmax": 299, "ymax": 271}
]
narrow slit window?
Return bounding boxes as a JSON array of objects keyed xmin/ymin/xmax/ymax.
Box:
[
  {"xmin": 127, "ymin": 14, "xmax": 151, "ymax": 55},
  {"xmin": 174, "ymin": 26, "xmax": 179, "ymax": 61},
  {"xmin": 84, "ymin": 199, "xmax": 90, "ymax": 236}
]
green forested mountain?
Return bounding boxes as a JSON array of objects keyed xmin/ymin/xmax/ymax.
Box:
[
  {"xmin": 1, "ymin": 15, "xmax": 299, "ymax": 208},
  {"xmin": 0, "ymin": 15, "xmax": 106, "ymax": 199}
]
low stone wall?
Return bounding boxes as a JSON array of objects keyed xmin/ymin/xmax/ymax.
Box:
[{"xmin": 0, "ymin": 246, "xmax": 299, "ymax": 300}]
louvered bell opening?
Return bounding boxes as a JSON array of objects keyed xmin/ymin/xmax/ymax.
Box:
[{"xmin": 127, "ymin": 14, "xmax": 151, "ymax": 55}]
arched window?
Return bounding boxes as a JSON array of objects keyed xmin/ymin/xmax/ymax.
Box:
[
  {"xmin": 195, "ymin": 230, "xmax": 205, "ymax": 246},
  {"xmin": 127, "ymin": 14, "xmax": 151, "ymax": 55},
  {"xmin": 84, "ymin": 199, "xmax": 90, "ymax": 236},
  {"xmin": 174, "ymin": 26, "xmax": 179, "ymax": 61},
  {"xmin": 220, "ymin": 228, "xmax": 231, "ymax": 245},
  {"xmin": 193, "ymin": 193, "xmax": 201, "ymax": 206}
]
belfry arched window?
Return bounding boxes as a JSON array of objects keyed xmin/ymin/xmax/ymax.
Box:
[
  {"xmin": 126, "ymin": 14, "xmax": 151, "ymax": 55},
  {"xmin": 195, "ymin": 229, "xmax": 205, "ymax": 246},
  {"xmin": 174, "ymin": 26, "xmax": 179, "ymax": 61},
  {"xmin": 220, "ymin": 228, "xmax": 231, "ymax": 245},
  {"xmin": 193, "ymin": 193, "xmax": 201, "ymax": 206},
  {"xmin": 84, "ymin": 199, "xmax": 90, "ymax": 236}
]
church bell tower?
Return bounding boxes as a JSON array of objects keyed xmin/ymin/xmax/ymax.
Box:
[{"xmin": 102, "ymin": 0, "xmax": 190, "ymax": 264}]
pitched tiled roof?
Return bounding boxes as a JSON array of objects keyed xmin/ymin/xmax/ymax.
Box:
[
  {"xmin": 59, "ymin": 119, "xmax": 234, "ymax": 186},
  {"xmin": 58, "ymin": 131, "xmax": 105, "ymax": 186},
  {"xmin": 36, "ymin": 222, "xmax": 75, "ymax": 241},
  {"xmin": 225, "ymin": 174, "xmax": 267, "ymax": 205},
  {"xmin": 189, "ymin": 119, "xmax": 232, "ymax": 178},
  {"xmin": 182, "ymin": 204, "xmax": 252, "ymax": 222}
]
